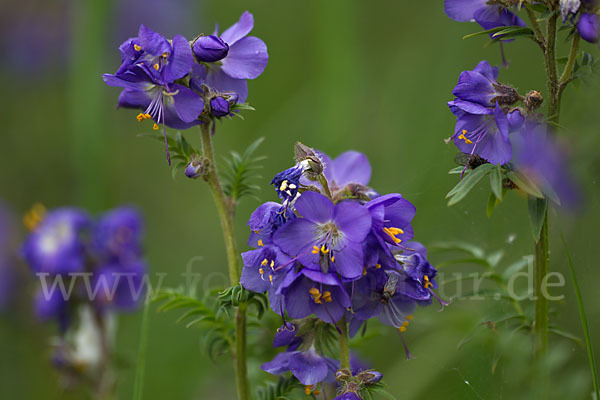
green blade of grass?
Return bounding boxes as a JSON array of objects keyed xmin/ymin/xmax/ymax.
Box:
[
  {"xmin": 133, "ymin": 297, "xmax": 151, "ymax": 400},
  {"xmin": 561, "ymin": 232, "xmax": 600, "ymax": 399}
]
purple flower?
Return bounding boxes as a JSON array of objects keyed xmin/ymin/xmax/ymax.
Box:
[
  {"xmin": 577, "ymin": 12, "xmax": 600, "ymax": 43},
  {"xmin": 351, "ymin": 269, "xmax": 417, "ymax": 327},
  {"xmin": 277, "ymin": 268, "xmax": 351, "ymax": 323},
  {"xmin": 273, "ymin": 191, "xmax": 372, "ymax": 279},
  {"xmin": 91, "ymin": 261, "xmax": 147, "ymax": 311},
  {"xmin": 246, "ymin": 201, "xmax": 295, "ymax": 246},
  {"xmin": 35, "ymin": 287, "xmax": 70, "ymax": 331},
  {"xmin": 191, "ymin": 11, "xmax": 268, "ymax": 102},
  {"xmin": 301, "ymin": 151, "xmax": 372, "ymax": 193},
  {"xmin": 262, "ymin": 346, "xmax": 338, "ymax": 385},
  {"xmin": 193, "ymin": 35, "xmax": 229, "ymax": 62},
  {"xmin": 21, "ymin": 208, "xmax": 91, "ymax": 275},
  {"xmin": 240, "ymin": 245, "xmax": 291, "ymax": 293},
  {"xmin": 512, "ymin": 121, "xmax": 580, "ymax": 208},
  {"xmin": 209, "ymin": 96, "xmax": 233, "ymax": 117},
  {"xmin": 93, "ymin": 207, "xmax": 143, "ymax": 264},
  {"xmin": 334, "ymin": 392, "xmax": 362, "ymax": 400},
  {"xmin": 273, "ymin": 323, "xmax": 302, "ymax": 350},
  {"xmin": 448, "ymin": 100, "xmax": 511, "ymax": 164},
  {"xmin": 452, "ymin": 61, "xmax": 520, "ymax": 107},
  {"xmin": 104, "ymin": 25, "xmax": 205, "ymax": 163},
  {"xmin": 271, "ymin": 164, "xmax": 306, "ymax": 203},
  {"xmin": 364, "ymin": 193, "xmax": 416, "ymax": 268},
  {"xmin": 444, "ymin": 0, "xmax": 526, "ymax": 31}
]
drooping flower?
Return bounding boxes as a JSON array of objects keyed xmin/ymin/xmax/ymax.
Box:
[
  {"xmin": 448, "ymin": 100, "xmax": 511, "ymax": 164},
  {"xmin": 444, "ymin": 0, "xmax": 526, "ymax": 31},
  {"xmin": 452, "ymin": 61, "xmax": 520, "ymax": 107},
  {"xmin": 273, "ymin": 191, "xmax": 372, "ymax": 279},
  {"xmin": 246, "ymin": 201, "xmax": 295, "ymax": 246},
  {"xmin": 577, "ymin": 11, "xmax": 600, "ymax": 43},
  {"xmin": 240, "ymin": 245, "xmax": 291, "ymax": 293},
  {"xmin": 262, "ymin": 346, "xmax": 338, "ymax": 386},
  {"xmin": 277, "ymin": 268, "xmax": 352, "ymax": 323},
  {"xmin": 91, "ymin": 261, "xmax": 147, "ymax": 311},
  {"xmin": 191, "ymin": 11, "xmax": 268, "ymax": 101},
  {"xmin": 511, "ymin": 121, "xmax": 580, "ymax": 208},
  {"xmin": 21, "ymin": 208, "xmax": 91, "ymax": 275}
]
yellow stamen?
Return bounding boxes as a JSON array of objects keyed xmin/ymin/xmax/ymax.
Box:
[
  {"xmin": 321, "ymin": 291, "xmax": 332, "ymax": 303},
  {"xmin": 152, "ymin": 123, "xmax": 159, "ymax": 130},
  {"xmin": 270, "ymin": 260, "xmax": 275, "ymax": 269},
  {"xmin": 383, "ymin": 227, "xmax": 403, "ymax": 244},
  {"xmin": 312, "ymin": 246, "xmax": 320, "ymax": 254},
  {"xmin": 134, "ymin": 44, "xmax": 142, "ymax": 51},
  {"xmin": 424, "ymin": 275, "xmax": 433, "ymax": 289},
  {"xmin": 363, "ymin": 267, "xmax": 367, "ymax": 276},
  {"xmin": 259, "ymin": 268, "xmax": 264, "ymax": 275},
  {"xmin": 398, "ymin": 326, "xmax": 407, "ymax": 333},
  {"xmin": 309, "ymin": 288, "xmax": 322, "ymax": 304},
  {"xmin": 402, "ymin": 320, "xmax": 410, "ymax": 327},
  {"xmin": 279, "ymin": 180, "xmax": 288, "ymax": 191},
  {"xmin": 162, "ymin": 52, "xmax": 168, "ymax": 58},
  {"xmin": 331, "ymin": 256, "xmax": 335, "ymax": 263},
  {"xmin": 313, "ymin": 390, "xmax": 321, "ymax": 395},
  {"xmin": 261, "ymin": 258, "xmax": 268, "ymax": 266},
  {"xmin": 375, "ymin": 263, "xmax": 382, "ymax": 269},
  {"xmin": 320, "ymin": 245, "xmax": 329, "ymax": 254},
  {"xmin": 269, "ymin": 275, "xmax": 274, "ymax": 284},
  {"xmin": 458, "ymin": 129, "xmax": 473, "ymax": 144},
  {"xmin": 23, "ymin": 203, "xmax": 46, "ymax": 231},
  {"xmin": 153, "ymin": 63, "xmax": 160, "ymax": 71},
  {"xmin": 136, "ymin": 113, "xmax": 145, "ymax": 122},
  {"xmin": 257, "ymin": 239, "xmax": 264, "ymax": 247},
  {"xmin": 406, "ymin": 314, "xmax": 413, "ymax": 320},
  {"xmin": 304, "ymin": 385, "xmax": 314, "ymax": 395}
]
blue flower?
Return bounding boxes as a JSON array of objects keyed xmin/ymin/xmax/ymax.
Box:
[{"xmin": 444, "ymin": 0, "xmax": 526, "ymax": 31}]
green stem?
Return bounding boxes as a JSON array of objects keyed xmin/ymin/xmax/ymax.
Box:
[
  {"xmin": 338, "ymin": 316, "xmax": 350, "ymax": 370},
  {"xmin": 558, "ymin": 34, "xmax": 581, "ymax": 99},
  {"xmin": 545, "ymin": 12, "xmax": 559, "ymax": 121},
  {"xmin": 533, "ymin": 212, "xmax": 549, "ymax": 359},
  {"xmin": 526, "ymin": 7, "xmax": 546, "ymax": 50},
  {"xmin": 199, "ymin": 123, "xmax": 249, "ymax": 400}
]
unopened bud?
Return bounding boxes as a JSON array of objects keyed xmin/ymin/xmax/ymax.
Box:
[
  {"xmin": 491, "ymin": 83, "xmax": 521, "ymax": 106},
  {"xmin": 294, "ymin": 142, "xmax": 323, "ymax": 180},
  {"xmin": 192, "ymin": 35, "xmax": 229, "ymax": 62},
  {"xmin": 524, "ymin": 90, "xmax": 544, "ymax": 111},
  {"xmin": 185, "ymin": 156, "xmax": 209, "ymax": 179},
  {"xmin": 210, "ymin": 96, "xmax": 231, "ymax": 117}
]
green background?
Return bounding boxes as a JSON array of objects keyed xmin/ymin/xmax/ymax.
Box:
[{"xmin": 1, "ymin": 0, "xmax": 599, "ymax": 399}]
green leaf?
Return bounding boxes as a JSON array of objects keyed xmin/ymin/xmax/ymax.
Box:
[
  {"xmin": 501, "ymin": 258, "xmax": 530, "ymax": 281},
  {"xmin": 490, "ymin": 27, "xmax": 534, "ymax": 40},
  {"xmin": 527, "ymin": 196, "xmax": 547, "ymax": 242},
  {"xmin": 524, "ymin": 2, "xmax": 549, "ymax": 12},
  {"xmin": 507, "ymin": 170, "xmax": 544, "ymax": 198},
  {"xmin": 463, "ymin": 26, "xmax": 515, "ymax": 40},
  {"xmin": 549, "ymin": 327, "xmax": 583, "ymax": 345},
  {"xmin": 486, "ymin": 191, "xmax": 501, "ymax": 218},
  {"xmin": 221, "ymin": 137, "xmax": 266, "ymax": 203},
  {"xmin": 448, "ymin": 166, "xmax": 466, "ymax": 175},
  {"xmin": 560, "ymin": 233, "xmax": 600, "ymax": 400},
  {"xmin": 446, "ymin": 164, "xmax": 495, "ymax": 206},
  {"xmin": 490, "ymin": 164, "xmax": 503, "ymax": 200},
  {"xmin": 430, "ymin": 241, "xmax": 485, "ymax": 258}
]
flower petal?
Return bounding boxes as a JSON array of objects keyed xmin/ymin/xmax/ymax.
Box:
[
  {"xmin": 331, "ymin": 151, "xmax": 372, "ymax": 186},
  {"xmin": 171, "ymin": 84, "xmax": 204, "ymax": 123},
  {"xmin": 221, "ymin": 36, "xmax": 268, "ymax": 80},
  {"xmin": 294, "ymin": 191, "xmax": 334, "ymax": 223},
  {"xmin": 138, "ymin": 24, "xmax": 170, "ymax": 56},
  {"xmin": 221, "ymin": 11, "xmax": 254, "ymax": 45},
  {"xmin": 289, "ymin": 350, "xmax": 329, "ymax": 385},
  {"xmin": 273, "ymin": 218, "xmax": 317, "ymax": 256},
  {"xmin": 444, "ymin": 0, "xmax": 486, "ymax": 22},
  {"xmin": 333, "ymin": 201, "xmax": 371, "ymax": 243},
  {"xmin": 164, "ymin": 34, "xmax": 193, "ymax": 82}
]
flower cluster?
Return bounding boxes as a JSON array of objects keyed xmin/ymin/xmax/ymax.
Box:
[
  {"xmin": 21, "ymin": 206, "xmax": 147, "ymax": 330},
  {"xmin": 241, "ymin": 143, "xmax": 442, "ymax": 394},
  {"xmin": 447, "ymin": 60, "xmax": 578, "ymax": 206},
  {"xmin": 103, "ymin": 11, "xmax": 268, "ymax": 162}
]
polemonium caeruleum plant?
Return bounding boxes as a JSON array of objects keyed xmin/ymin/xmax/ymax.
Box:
[
  {"xmin": 444, "ymin": 0, "xmax": 598, "ymax": 398},
  {"xmin": 21, "ymin": 205, "xmax": 147, "ymax": 398},
  {"xmin": 104, "ymin": 11, "xmax": 268, "ymax": 400},
  {"xmin": 242, "ymin": 143, "xmax": 445, "ymax": 399}
]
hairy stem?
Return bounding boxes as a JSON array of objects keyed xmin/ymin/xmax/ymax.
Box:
[
  {"xmin": 558, "ymin": 34, "xmax": 581, "ymax": 98},
  {"xmin": 199, "ymin": 123, "xmax": 249, "ymax": 400},
  {"xmin": 526, "ymin": 7, "xmax": 546, "ymax": 50},
  {"xmin": 338, "ymin": 316, "xmax": 350, "ymax": 370},
  {"xmin": 545, "ymin": 12, "xmax": 559, "ymax": 121}
]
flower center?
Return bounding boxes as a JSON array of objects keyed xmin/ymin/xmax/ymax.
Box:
[
  {"xmin": 383, "ymin": 226, "xmax": 404, "ymax": 244},
  {"xmin": 309, "ymin": 287, "xmax": 332, "ymax": 304}
]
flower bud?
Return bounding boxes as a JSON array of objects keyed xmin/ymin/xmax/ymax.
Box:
[
  {"xmin": 294, "ymin": 142, "xmax": 323, "ymax": 180},
  {"xmin": 524, "ymin": 90, "xmax": 544, "ymax": 111},
  {"xmin": 356, "ymin": 369, "xmax": 383, "ymax": 385},
  {"xmin": 491, "ymin": 83, "xmax": 521, "ymax": 106},
  {"xmin": 185, "ymin": 156, "xmax": 209, "ymax": 179},
  {"xmin": 210, "ymin": 96, "xmax": 231, "ymax": 117},
  {"xmin": 560, "ymin": 0, "xmax": 581, "ymax": 22},
  {"xmin": 193, "ymin": 35, "xmax": 229, "ymax": 62}
]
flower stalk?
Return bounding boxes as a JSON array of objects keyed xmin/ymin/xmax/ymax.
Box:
[
  {"xmin": 199, "ymin": 122, "xmax": 249, "ymax": 400},
  {"xmin": 338, "ymin": 316, "xmax": 351, "ymax": 371}
]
